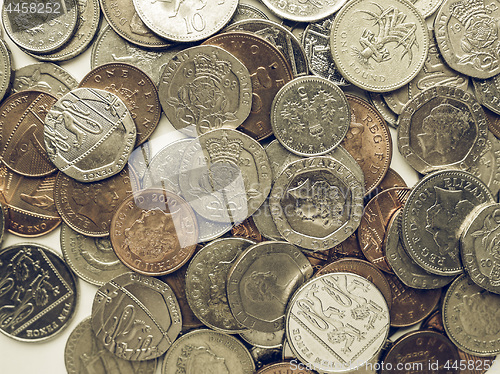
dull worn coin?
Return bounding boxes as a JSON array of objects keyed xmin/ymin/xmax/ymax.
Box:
[
  {"xmin": 0, "ymin": 39, "xmax": 12, "ymax": 103},
  {"xmin": 229, "ymin": 3, "xmax": 269, "ymax": 24},
  {"xmin": 367, "ymin": 91, "xmax": 398, "ymax": 128},
  {"xmin": 473, "ymin": 74, "xmax": 500, "ymax": 116},
  {"xmin": 469, "ymin": 131, "xmax": 500, "ymax": 199},
  {"xmin": 240, "ymin": 329, "xmax": 285, "ymax": 349}
]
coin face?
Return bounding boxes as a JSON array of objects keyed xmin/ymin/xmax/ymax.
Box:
[
  {"xmin": 239, "ymin": 329, "xmax": 285, "ymax": 349},
  {"xmin": 92, "ymin": 272, "xmax": 182, "ymax": 361},
  {"xmin": 331, "ymin": 0, "xmax": 428, "ymax": 92},
  {"xmin": 260, "ymin": 0, "xmax": 347, "ymax": 22},
  {"xmin": 0, "ymin": 243, "xmax": 77, "ymax": 341},
  {"xmin": 0, "ymin": 39, "xmax": 12, "ymax": 103},
  {"xmin": 473, "ymin": 74, "xmax": 500, "ymax": 116},
  {"xmin": 469, "ymin": 131, "xmax": 500, "ymax": 199}
]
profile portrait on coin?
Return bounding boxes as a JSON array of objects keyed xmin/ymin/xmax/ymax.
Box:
[
  {"xmin": 178, "ymin": 344, "xmax": 230, "ymax": 374},
  {"xmin": 72, "ymin": 180, "xmax": 120, "ymax": 222},
  {"xmin": 458, "ymin": 292, "xmax": 500, "ymax": 337},
  {"xmin": 243, "ymin": 270, "xmax": 287, "ymax": 305}
]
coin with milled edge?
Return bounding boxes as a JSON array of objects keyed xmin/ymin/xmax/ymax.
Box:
[
  {"xmin": 469, "ymin": 131, "xmax": 500, "ymax": 199},
  {"xmin": 401, "ymin": 170, "xmax": 494, "ymax": 276},
  {"xmin": 367, "ymin": 92, "xmax": 398, "ymax": 128},
  {"xmin": 0, "ymin": 243, "xmax": 77, "ymax": 342},
  {"xmin": 229, "ymin": 3, "xmax": 269, "ymax": 24},
  {"xmin": 473, "ymin": 74, "xmax": 500, "ymax": 116},
  {"xmin": 260, "ymin": 0, "xmax": 347, "ymax": 22},
  {"xmin": 0, "ymin": 39, "xmax": 12, "ymax": 103},
  {"xmin": 240, "ymin": 329, "xmax": 285, "ymax": 349}
]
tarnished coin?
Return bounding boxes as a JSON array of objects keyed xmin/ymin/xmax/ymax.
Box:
[
  {"xmin": 240, "ymin": 329, "xmax": 285, "ymax": 349},
  {"xmin": 435, "ymin": 0, "xmax": 500, "ymax": 79},
  {"xmin": 397, "ymin": 86, "xmax": 488, "ymax": 175},
  {"xmin": 0, "ymin": 90, "xmax": 58, "ymax": 177},
  {"xmin": 65, "ymin": 317, "xmax": 158, "ymax": 374},
  {"xmin": 331, "ymin": 0, "xmax": 428, "ymax": 92},
  {"xmin": 79, "ymin": 63, "xmax": 161, "ymax": 146},
  {"xmin": 469, "ymin": 131, "xmax": 500, "ymax": 199},
  {"xmin": 271, "ymin": 76, "xmax": 350, "ymax": 156},
  {"xmin": 110, "ymin": 189, "xmax": 198, "ymax": 276},
  {"xmin": 269, "ymin": 157, "xmax": 364, "ymax": 251},
  {"xmin": 401, "ymin": 170, "xmax": 494, "ymax": 275},
  {"xmin": 0, "ymin": 243, "xmax": 77, "ymax": 341},
  {"xmin": 161, "ymin": 329, "xmax": 255, "ymax": 374},
  {"xmin": 231, "ymin": 218, "xmax": 263, "ymax": 243},
  {"xmin": 60, "ymin": 223, "xmax": 129, "ymax": 286},
  {"xmin": 443, "ymin": 274, "xmax": 500, "ymax": 356},
  {"xmin": 54, "ymin": 169, "xmax": 133, "ymax": 237},
  {"xmin": 485, "ymin": 107, "xmax": 500, "ymax": 141},
  {"xmin": 286, "ymin": 273, "xmax": 390, "ymax": 373},
  {"xmin": 159, "ymin": 45, "xmax": 252, "ymax": 137},
  {"xmin": 92, "ymin": 272, "xmax": 182, "ymax": 360},
  {"xmin": 2, "ymin": 0, "xmax": 78, "ymax": 54},
  {"xmin": 0, "ymin": 39, "xmax": 12, "ymax": 103},
  {"xmin": 227, "ymin": 241, "xmax": 313, "ymax": 332},
  {"xmin": 260, "ymin": 0, "xmax": 346, "ymax": 22},
  {"xmin": 44, "ymin": 87, "xmax": 136, "ymax": 182},
  {"xmin": 257, "ymin": 362, "xmax": 315, "ymax": 374},
  {"xmin": 185, "ymin": 237, "xmax": 255, "ymax": 333},
  {"xmin": 133, "ymin": 0, "xmax": 237, "ymax": 42}
]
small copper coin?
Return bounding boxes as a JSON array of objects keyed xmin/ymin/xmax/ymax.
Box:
[
  {"xmin": 485, "ymin": 107, "xmax": 500, "ymax": 140},
  {"xmin": 386, "ymin": 273, "xmax": 441, "ymax": 327},
  {"xmin": 0, "ymin": 91, "xmax": 58, "ymax": 177},
  {"xmin": 257, "ymin": 362, "xmax": 315, "ymax": 374},
  {"xmin": 421, "ymin": 309, "xmax": 445, "ymax": 333},
  {"xmin": 79, "ymin": 63, "xmax": 161, "ymax": 146},
  {"xmin": 54, "ymin": 169, "xmax": 133, "ymax": 237},
  {"xmin": 365, "ymin": 168, "xmax": 408, "ymax": 200},
  {"xmin": 203, "ymin": 32, "xmax": 293, "ymax": 140},
  {"xmin": 231, "ymin": 217, "xmax": 263, "ymax": 243},
  {"xmin": 341, "ymin": 94, "xmax": 392, "ymax": 195},
  {"xmin": 358, "ymin": 187, "xmax": 411, "ymax": 273},
  {"xmin": 110, "ymin": 189, "xmax": 198, "ymax": 276}
]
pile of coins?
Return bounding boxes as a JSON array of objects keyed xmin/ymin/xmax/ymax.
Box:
[{"xmin": 0, "ymin": 0, "xmax": 500, "ymax": 373}]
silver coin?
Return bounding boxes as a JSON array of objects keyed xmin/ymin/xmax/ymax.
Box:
[
  {"xmin": 469, "ymin": 130, "xmax": 500, "ymax": 199},
  {"xmin": 44, "ymin": 87, "xmax": 136, "ymax": 182},
  {"xmin": 239, "ymin": 329, "xmax": 285, "ymax": 349},
  {"xmin": 443, "ymin": 274, "xmax": 500, "ymax": 356},
  {"xmin": 60, "ymin": 223, "xmax": 130, "ymax": 286},
  {"xmin": 13, "ymin": 62, "xmax": 78, "ymax": 98},
  {"xmin": 226, "ymin": 241, "xmax": 313, "ymax": 332},
  {"xmin": 2, "ymin": 0, "xmax": 78, "ymax": 53},
  {"xmin": 413, "ymin": 0, "xmax": 444, "ymax": 18},
  {"xmin": 269, "ymin": 157, "xmax": 364, "ymax": 251},
  {"xmin": 133, "ymin": 0, "xmax": 238, "ymax": 42},
  {"xmin": 159, "ymin": 45, "xmax": 252, "ymax": 137},
  {"xmin": 252, "ymin": 199, "xmax": 283, "ymax": 241},
  {"xmin": 185, "ymin": 237, "xmax": 255, "ymax": 333},
  {"xmin": 161, "ymin": 329, "xmax": 255, "ymax": 374},
  {"xmin": 400, "ymin": 170, "xmax": 495, "ymax": 276},
  {"xmin": 0, "ymin": 243, "xmax": 78, "ymax": 342},
  {"xmin": 473, "ymin": 74, "xmax": 500, "ymax": 116},
  {"xmin": 266, "ymin": 139, "xmax": 303, "ymax": 181},
  {"xmin": 397, "ymin": 86, "xmax": 488, "ymax": 175},
  {"xmin": 0, "ymin": 39, "xmax": 12, "ymax": 103},
  {"xmin": 271, "ymin": 76, "xmax": 350, "ymax": 157},
  {"xmin": 128, "ymin": 142, "xmax": 152, "ymax": 186},
  {"xmin": 286, "ymin": 272, "xmax": 390, "ymax": 373},
  {"xmin": 367, "ymin": 92, "xmax": 398, "ymax": 129},
  {"xmin": 229, "ymin": 3, "xmax": 269, "ymax": 24},
  {"xmin": 91, "ymin": 272, "xmax": 182, "ymax": 361},
  {"xmin": 178, "ymin": 129, "xmax": 272, "ymax": 224},
  {"xmin": 261, "ymin": 0, "xmax": 347, "ymax": 22},
  {"xmin": 65, "ymin": 317, "xmax": 158, "ymax": 374}
]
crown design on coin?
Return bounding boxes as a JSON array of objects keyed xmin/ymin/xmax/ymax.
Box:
[
  {"xmin": 449, "ymin": 0, "xmax": 488, "ymax": 25},
  {"xmin": 205, "ymin": 133, "xmax": 243, "ymax": 164},
  {"xmin": 194, "ymin": 53, "xmax": 231, "ymax": 81}
]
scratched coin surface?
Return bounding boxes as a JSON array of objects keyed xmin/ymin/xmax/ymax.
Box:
[
  {"xmin": 91, "ymin": 272, "xmax": 182, "ymax": 361},
  {"xmin": 0, "ymin": 243, "xmax": 77, "ymax": 341},
  {"xmin": 43, "ymin": 87, "xmax": 136, "ymax": 182},
  {"xmin": 286, "ymin": 272, "xmax": 390, "ymax": 373}
]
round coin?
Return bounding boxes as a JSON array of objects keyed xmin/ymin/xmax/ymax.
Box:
[
  {"xmin": 257, "ymin": 362, "xmax": 315, "ymax": 374},
  {"xmin": 260, "ymin": 0, "xmax": 346, "ymax": 22},
  {"xmin": 239, "ymin": 329, "xmax": 285, "ymax": 349},
  {"xmin": 473, "ymin": 74, "xmax": 500, "ymax": 116},
  {"xmin": 0, "ymin": 39, "xmax": 12, "ymax": 103},
  {"xmin": 0, "ymin": 243, "xmax": 77, "ymax": 341},
  {"xmin": 91, "ymin": 272, "xmax": 181, "ymax": 361}
]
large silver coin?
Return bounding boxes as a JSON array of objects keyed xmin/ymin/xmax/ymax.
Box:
[
  {"xmin": 400, "ymin": 170, "xmax": 495, "ymax": 276},
  {"xmin": 0, "ymin": 243, "xmax": 78, "ymax": 341},
  {"xmin": 473, "ymin": 74, "xmax": 500, "ymax": 116},
  {"xmin": 260, "ymin": 0, "xmax": 347, "ymax": 22},
  {"xmin": 159, "ymin": 45, "xmax": 252, "ymax": 137},
  {"xmin": 91, "ymin": 272, "xmax": 182, "ymax": 361},
  {"xmin": 0, "ymin": 39, "xmax": 12, "ymax": 103},
  {"xmin": 133, "ymin": 0, "xmax": 238, "ymax": 42},
  {"xmin": 44, "ymin": 87, "xmax": 136, "ymax": 182},
  {"xmin": 286, "ymin": 273, "xmax": 390, "ymax": 373},
  {"xmin": 469, "ymin": 131, "xmax": 500, "ymax": 199},
  {"xmin": 269, "ymin": 157, "xmax": 364, "ymax": 251},
  {"xmin": 226, "ymin": 241, "xmax": 313, "ymax": 332},
  {"xmin": 229, "ymin": 3, "xmax": 269, "ymax": 24}
]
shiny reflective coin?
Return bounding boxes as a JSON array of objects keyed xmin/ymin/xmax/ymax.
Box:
[
  {"xmin": 230, "ymin": 3, "xmax": 269, "ymax": 24},
  {"xmin": 60, "ymin": 223, "xmax": 129, "ymax": 286},
  {"xmin": 0, "ymin": 243, "xmax": 77, "ymax": 341},
  {"xmin": 161, "ymin": 329, "xmax": 255, "ymax": 374},
  {"xmin": 0, "ymin": 39, "xmax": 12, "ymax": 103},
  {"xmin": 260, "ymin": 0, "xmax": 347, "ymax": 22},
  {"xmin": 110, "ymin": 189, "xmax": 198, "ymax": 276},
  {"xmin": 443, "ymin": 274, "xmax": 500, "ymax": 356},
  {"xmin": 92, "ymin": 272, "xmax": 181, "ymax": 360},
  {"xmin": 185, "ymin": 237, "xmax": 254, "ymax": 333},
  {"xmin": 231, "ymin": 217, "xmax": 263, "ymax": 243},
  {"xmin": 65, "ymin": 317, "xmax": 158, "ymax": 374},
  {"xmin": 271, "ymin": 76, "xmax": 350, "ymax": 156},
  {"xmin": 159, "ymin": 45, "xmax": 252, "ymax": 137},
  {"xmin": 239, "ymin": 329, "xmax": 285, "ymax": 349},
  {"xmin": 227, "ymin": 241, "xmax": 313, "ymax": 332},
  {"xmin": 286, "ymin": 272, "xmax": 390, "ymax": 373},
  {"xmin": 133, "ymin": 0, "xmax": 237, "ymax": 42},
  {"xmin": 397, "ymin": 86, "xmax": 488, "ymax": 175},
  {"xmin": 44, "ymin": 87, "xmax": 136, "ymax": 182},
  {"xmin": 331, "ymin": 0, "xmax": 428, "ymax": 92},
  {"xmin": 401, "ymin": 170, "xmax": 494, "ymax": 275},
  {"xmin": 2, "ymin": 0, "xmax": 78, "ymax": 54}
]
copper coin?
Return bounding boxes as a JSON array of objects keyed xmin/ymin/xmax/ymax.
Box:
[
  {"xmin": 421, "ymin": 309, "xmax": 445, "ymax": 333},
  {"xmin": 0, "ymin": 165, "xmax": 60, "ymax": 237},
  {"xmin": 386, "ymin": 273, "xmax": 441, "ymax": 327},
  {"xmin": 358, "ymin": 187, "xmax": 411, "ymax": 273},
  {"xmin": 110, "ymin": 189, "xmax": 198, "ymax": 276},
  {"xmin": 485, "ymin": 107, "xmax": 500, "ymax": 140},
  {"xmin": 380, "ymin": 330, "xmax": 459, "ymax": 374},
  {"xmin": 203, "ymin": 32, "xmax": 293, "ymax": 140},
  {"xmin": 341, "ymin": 94, "xmax": 392, "ymax": 196},
  {"xmin": 231, "ymin": 217, "xmax": 263, "ymax": 243},
  {"xmin": 315, "ymin": 258, "xmax": 392, "ymax": 309},
  {"xmin": 54, "ymin": 169, "xmax": 133, "ymax": 237},
  {"xmin": 257, "ymin": 362, "xmax": 315, "ymax": 374},
  {"xmin": 0, "ymin": 90, "xmax": 58, "ymax": 177},
  {"xmin": 365, "ymin": 168, "xmax": 408, "ymax": 201},
  {"xmin": 79, "ymin": 63, "xmax": 161, "ymax": 146}
]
